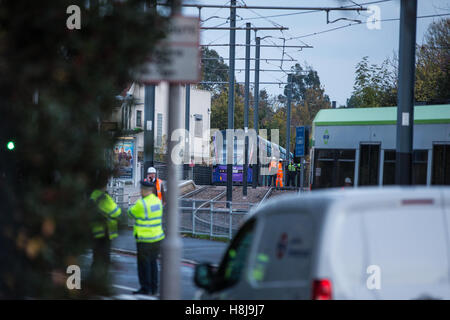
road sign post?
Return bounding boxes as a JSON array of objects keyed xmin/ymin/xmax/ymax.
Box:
[
  {"xmin": 141, "ymin": 15, "xmax": 201, "ymax": 84},
  {"xmin": 139, "ymin": 6, "xmax": 201, "ymax": 300}
]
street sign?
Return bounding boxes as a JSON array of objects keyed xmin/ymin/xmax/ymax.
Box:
[
  {"xmin": 140, "ymin": 15, "xmax": 201, "ymax": 84},
  {"xmin": 295, "ymin": 126, "xmax": 305, "ymax": 157}
]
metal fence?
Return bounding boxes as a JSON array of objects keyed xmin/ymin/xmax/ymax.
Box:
[
  {"xmin": 180, "ymin": 199, "xmax": 254, "ymax": 240},
  {"xmin": 107, "ymin": 181, "xmax": 254, "ymax": 239}
]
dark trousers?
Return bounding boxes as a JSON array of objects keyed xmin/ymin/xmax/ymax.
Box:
[
  {"xmin": 91, "ymin": 237, "xmax": 111, "ymax": 288},
  {"xmin": 137, "ymin": 241, "xmax": 161, "ymax": 294},
  {"xmin": 268, "ymin": 174, "xmax": 276, "ymax": 186},
  {"xmin": 287, "ymin": 173, "xmax": 296, "ymax": 187}
]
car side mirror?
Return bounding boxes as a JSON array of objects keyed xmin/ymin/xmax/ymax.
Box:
[{"xmin": 194, "ymin": 263, "xmax": 215, "ymax": 291}]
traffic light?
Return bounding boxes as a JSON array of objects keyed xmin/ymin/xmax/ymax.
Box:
[{"xmin": 6, "ymin": 140, "xmax": 15, "ymax": 151}]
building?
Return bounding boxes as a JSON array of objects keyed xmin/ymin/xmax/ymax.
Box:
[
  {"xmin": 111, "ymin": 82, "xmax": 212, "ymax": 184},
  {"xmin": 310, "ymin": 104, "xmax": 450, "ymax": 188}
]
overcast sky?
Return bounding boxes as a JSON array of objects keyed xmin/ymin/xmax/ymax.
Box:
[{"xmin": 181, "ymin": 0, "xmax": 450, "ymax": 107}]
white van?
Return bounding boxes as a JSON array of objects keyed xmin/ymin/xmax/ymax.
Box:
[{"xmin": 194, "ymin": 187, "xmax": 450, "ymax": 300}]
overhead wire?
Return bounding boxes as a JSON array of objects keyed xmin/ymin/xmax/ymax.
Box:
[{"xmin": 287, "ymin": 12, "xmax": 450, "ymax": 40}]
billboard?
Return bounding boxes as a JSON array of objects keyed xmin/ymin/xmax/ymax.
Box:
[{"xmin": 113, "ymin": 139, "xmax": 135, "ymax": 180}]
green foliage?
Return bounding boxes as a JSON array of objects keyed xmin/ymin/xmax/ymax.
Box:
[
  {"xmin": 277, "ymin": 63, "xmax": 331, "ymax": 150},
  {"xmin": 210, "ymin": 85, "xmax": 249, "ymax": 130},
  {"xmin": 348, "ymin": 18, "xmax": 449, "ymax": 107},
  {"xmin": 0, "ymin": 0, "xmax": 167, "ymax": 298},
  {"xmin": 347, "ymin": 56, "xmax": 397, "ymax": 108},
  {"xmin": 415, "ymin": 18, "xmax": 450, "ymax": 103},
  {"xmin": 281, "ymin": 63, "xmax": 323, "ymax": 103},
  {"xmin": 198, "ymin": 47, "xmax": 229, "ymax": 96},
  {"xmin": 206, "ymin": 54, "xmax": 330, "ymax": 154}
]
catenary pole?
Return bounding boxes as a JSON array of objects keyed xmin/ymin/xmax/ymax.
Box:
[
  {"xmin": 395, "ymin": 0, "xmax": 417, "ymax": 185},
  {"xmin": 144, "ymin": 85, "xmax": 155, "ymax": 175},
  {"xmin": 252, "ymin": 36, "xmax": 260, "ymax": 189},
  {"xmin": 243, "ymin": 23, "xmax": 251, "ymax": 198},
  {"xmin": 226, "ymin": 0, "xmax": 236, "ymax": 204},
  {"xmin": 285, "ymin": 74, "xmax": 293, "ymax": 186},
  {"xmin": 185, "ymin": 84, "xmax": 192, "ymax": 179}
]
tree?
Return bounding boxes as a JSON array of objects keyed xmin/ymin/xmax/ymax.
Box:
[
  {"xmin": 347, "ymin": 18, "xmax": 449, "ymax": 107},
  {"xmin": 415, "ymin": 18, "xmax": 450, "ymax": 103},
  {"xmin": 279, "ymin": 63, "xmax": 322, "ymax": 103},
  {"xmin": 210, "ymin": 84, "xmax": 249, "ymax": 131},
  {"xmin": 0, "ymin": 0, "xmax": 167, "ymax": 298},
  {"xmin": 198, "ymin": 47, "xmax": 229, "ymax": 97},
  {"xmin": 276, "ymin": 63, "xmax": 331, "ymax": 151},
  {"xmin": 347, "ymin": 56, "xmax": 397, "ymax": 108}
]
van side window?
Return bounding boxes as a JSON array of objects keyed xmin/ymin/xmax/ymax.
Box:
[
  {"xmin": 214, "ymin": 219, "xmax": 255, "ymax": 290},
  {"xmin": 249, "ymin": 213, "xmax": 314, "ymax": 285}
]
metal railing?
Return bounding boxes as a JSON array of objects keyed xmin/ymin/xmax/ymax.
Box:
[
  {"xmin": 179, "ymin": 198, "xmax": 254, "ymax": 240},
  {"xmin": 107, "ymin": 181, "xmax": 255, "ymax": 239}
]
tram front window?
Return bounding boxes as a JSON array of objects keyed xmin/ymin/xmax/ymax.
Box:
[{"xmin": 313, "ymin": 149, "xmax": 355, "ymax": 189}]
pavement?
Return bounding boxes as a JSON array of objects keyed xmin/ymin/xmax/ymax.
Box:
[{"xmin": 112, "ymin": 227, "xmax": 228, "ymax": 267}]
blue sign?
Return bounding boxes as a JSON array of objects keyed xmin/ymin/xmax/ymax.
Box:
[{"xmin": 295, "ymin": 126, "xmax": 305, "ymax": 157}]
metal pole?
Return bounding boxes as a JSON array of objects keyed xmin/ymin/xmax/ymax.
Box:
[
  {"xmin": 144, "ymin": 85, "xmax": 156, "ymax": 175},
  {"xmin": 395, "ymin": 0, "xmax": 417, "ymax": 185},
  {"xmin": 185, "ymin": 84, "xmax": 193, "ymax": 180},
  {"xmin": 243, "ymin": 23, "xmax": 251, "ymax": 198},
  {"xmin": 285, "ymin": 74, "xmax": 293, "ymax": 186},
  {"xmin": 252, "ymin": 36, "xmax": 260, "ymax": 189},
  {"xmin": 160, "ymin": 0, "xmax": 182, "ymax": 301},
  {"xmin": 300, "ymin": 157, "xmax": 305, "ymax": 192},
  {"xmin": 226, "ymin": 0, "xmax": 236, "ymax": 204}
]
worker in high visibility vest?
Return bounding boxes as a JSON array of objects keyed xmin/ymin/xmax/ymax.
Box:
[
  {"xmin": 296, "ymin": 162, "xmax": 302, "ymax": 188},
  {"xmin": 287, "ymin": 160, "xmax": 297, "ymax": 187},
  {"xmin": 144, "ymin": 166, "xmax": 165, "ymax": 205},
  {"xmin": 89, "ymin": 182, "xmax": 121, "ymax": 287},
  {"xmin": 127, "ymin": 180, "xmax": 165, "ymax": 295},
  {"xmin": 268, "ymin": 157, "xmax": 278, "ymax": 187},
  {"xmin": 276, "ymin": 160, "xmax": 284, "ymax": 189}
]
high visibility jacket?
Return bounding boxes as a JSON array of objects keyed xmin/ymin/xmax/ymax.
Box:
[
  {"xmin": 155, "ymin": 178, "xmax": 162, "ymax": 201},
  {"xmin": 288, "ymin": 163, "xmax": 296, "ymax": 172},
  {"xmin": 277, "ymin": 162, "xmax": 283, "ymax": 176},
  {"xmin": 296, "ymin": 163, "xmax": 302, "ymax": 172},
  {"xmin": 127, "ymin": 193, "xmax": 165, "ymax": 243},
  {"xmin": 276, "ymin": 163, "xmax": 284, "ymax": 187},
  {"xmin": 144, "ymin": 177, "xmax": 163, "ymax": 201},
  {"xmin": 90, "ymin": 190, "xmax": 122, "ymax": 240}
]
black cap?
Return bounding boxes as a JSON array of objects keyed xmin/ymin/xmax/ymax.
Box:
[{"xmin": 140, "ymin": 180, "xmax": 155, "ymax": 188}]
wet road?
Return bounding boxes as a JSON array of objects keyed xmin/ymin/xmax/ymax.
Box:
[{"xmin": 81, "ymin": 251, "xmax": 198, "ymax": 300}]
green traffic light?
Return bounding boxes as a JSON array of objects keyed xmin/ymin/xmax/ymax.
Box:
[{"xmin": 7, "ymin": 141, "xmax": 15, "ymax": 150}]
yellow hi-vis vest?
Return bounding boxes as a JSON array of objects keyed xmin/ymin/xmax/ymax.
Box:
[
  {"xmin": 90, "ymin": 190, "xmax": 122, "ymax": 240},
  {"xmin": 127, "ymin": 193, "xmax": 165, "ymax": 243}
]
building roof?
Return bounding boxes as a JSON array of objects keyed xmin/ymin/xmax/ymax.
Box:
[{"xmin": 313, "ymin": 104, "xmax": 450, "ymax": 126}]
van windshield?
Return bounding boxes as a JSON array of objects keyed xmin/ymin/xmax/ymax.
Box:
[{"xmin": 214, "ymin": 219, "xmax": 256, "ymax": 291}]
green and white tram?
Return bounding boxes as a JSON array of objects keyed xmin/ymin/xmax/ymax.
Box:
[{"xmin": 310, "ymin": 104, "xmax": 450, "ymax": 189}]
